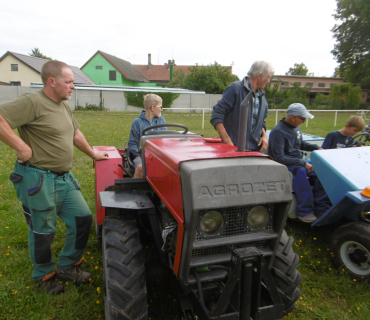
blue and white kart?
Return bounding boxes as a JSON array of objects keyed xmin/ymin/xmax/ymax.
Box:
[{"xmin": 269, "ymin": 131, "xmax": 370, "ymax": 281}]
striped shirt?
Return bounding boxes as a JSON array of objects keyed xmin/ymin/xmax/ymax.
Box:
[{"xmin": 245, "ymin": 78, "xmax": 260, "ymax": 132}]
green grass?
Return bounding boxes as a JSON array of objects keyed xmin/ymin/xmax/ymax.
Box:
[{"xmin": 0, "ymin": 111, "xmax": 369, "ymax": 319}]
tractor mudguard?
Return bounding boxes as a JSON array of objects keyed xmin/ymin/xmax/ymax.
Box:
[{"xmin": 99, "ymin": 190, "xmax": 155, "ymax": 213}]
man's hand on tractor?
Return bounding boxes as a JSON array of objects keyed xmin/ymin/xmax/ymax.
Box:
[
  {"xmin": 216, "ymin": 123, "xmax": 234, "ymax": 146},
  {"xmin": 94, "ymin": 151, "xmax": 109, "ymax": 161},
  {"xmin": 258, "ymin": 136, "xmax": 268, "ymax": 152}
]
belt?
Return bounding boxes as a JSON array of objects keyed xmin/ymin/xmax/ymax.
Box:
[{"xmin": 18, "ymin": 162, "xmax": 69, "ymax": 176}]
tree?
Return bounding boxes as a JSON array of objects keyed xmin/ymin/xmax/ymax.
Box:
[
  {"xmin": 168, "ymin": 69, "xmax": 186, "ymax": 88},
  {"xmin": 311, "ymin": 93, "xmax": 328, "ymax": 109},
  {"xmin": 286, "ymin": 63, "xmax": 309, "ymax": 76},
  {"xmin": 329, "ymin": 83, "xmax": 362, "ymax": 109},
  {"xmin": 265, "ymin": 82, "xmax": 282, "ymax": 107},
  {"xmin": 168, "ymin": 62, "xmax": 239, "ymax": 94},
  {"xmin": 29, "ymin": 48, "xmax": 52, "ymax": 60},
  {"xmin": 265, "ymin": 82, "xmax": 310, "ymax": 108},
  {"xmin": 332, "ymin": 0, "xmax": 370, "ymax": 89},
  {"xmin": 276, "ymin": 83, "xmax": 310, "ymax": 108}
]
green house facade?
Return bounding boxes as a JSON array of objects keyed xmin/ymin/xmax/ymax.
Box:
[{"xmin": 81, "ymin": 51, "xmax": 157, "ymax": 87}]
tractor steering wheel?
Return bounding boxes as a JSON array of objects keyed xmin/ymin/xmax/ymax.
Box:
[
  {"xmin": 347, "ymin": 132, "xmax": 370, "ymax": 147},
  {"xmin": 142, "ymin": 123, "xmax": 189, "ymax": 136}
]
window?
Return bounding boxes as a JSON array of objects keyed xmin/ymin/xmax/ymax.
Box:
[
  {"xmin": 10, "ymin": 81, "xmax": 21, "ymax": 86},
  {"xmin": 294, "ymin": 82, "xmax": 301, "ymax": 86},
  {"xmin": 318, "ymin": 83, "xmax": 325, "ymax": 88},
  {"xmin": 281, "ymin": 81, "xmax": 289, "ymax": 86},
  {"xmin": 11, "ymin": 64, "xmax": 18, "ymax": 71},
  {"xmin": 330, "ymin": 83, "xmax": 336, "ymax": 88},
  {"xmin": 306, "ymin": 83, "xmax": 313, "ymax": 87},
  {"xmin": 96, "ymin": 66, "xmax": 103, "ymax": 69},
  {"xmin": 109, "ymin": 70, "xmax": 116, "ymax": 81}
]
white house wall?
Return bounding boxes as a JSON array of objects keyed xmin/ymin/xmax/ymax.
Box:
[{"xmin": 0, "ymin": 55, "xmax": 42, "ymax": 86}]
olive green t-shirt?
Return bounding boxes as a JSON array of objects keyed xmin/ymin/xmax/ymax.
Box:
[{"xmin": 0, "ymin": 90, "xmax": 80, "ymax": 172}]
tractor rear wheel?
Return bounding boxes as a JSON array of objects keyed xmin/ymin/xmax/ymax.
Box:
[
  {"xmin": 330, "ymin": 221, "xmax": 370, "ymax": 282},
  {"xmin": 102, "ymin": 216, "xmax": 148, "ymax": 320},
  {"xmin": 271, "ymin": 229, "xmax": 302, "ymax": 316}
]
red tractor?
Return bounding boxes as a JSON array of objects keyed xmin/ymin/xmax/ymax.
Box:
[{"xmin": 94, "ymin": 95, "xmax": 301, "ymax": 320}]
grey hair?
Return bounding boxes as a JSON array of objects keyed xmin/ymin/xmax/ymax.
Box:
[
  {"xmin": 247, "ymin": 61, "xmax": 274, "ymax": 78},
  {"xmin": 286, "ymin": 114, "xmax": 294, "ymax": 120}
]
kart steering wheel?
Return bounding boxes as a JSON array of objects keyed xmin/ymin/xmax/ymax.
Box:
[
  {"xmin": 142, "ymin": 123, "xmax": 189, "ymax": 136},
  {"xmin": 347, "ymin": 132, "xmax": 370, "ymax": 147}
]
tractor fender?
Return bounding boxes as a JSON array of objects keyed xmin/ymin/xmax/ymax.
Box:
[{"xmin": 99, "ymin": 190, "xmax": 155, "ymax": 212}]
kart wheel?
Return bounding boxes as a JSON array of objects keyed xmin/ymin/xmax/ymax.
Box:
[
  {"xmin": 102, "ymin": 216, "xmax": 147, "ymax": 320},
  {"xmin": 330, "ymin": 222, "xmax": 370, "ymax": 281},
  {"xmin": 271, "ymin": 229, "xmax": 302, "ymax": 316}
]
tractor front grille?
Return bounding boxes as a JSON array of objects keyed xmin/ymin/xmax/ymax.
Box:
[
  {"xmin": 195, "ymin": 206, "xmax": 272, "ymax": 241},
  {"xmin": 191, "ymin": 240, "xmax": 268, "ymax": 258}
]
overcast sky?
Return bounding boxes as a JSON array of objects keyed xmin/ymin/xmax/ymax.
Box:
[{"xmin": 1, "ymin": 0, "xmax": 339, "ymax": 80}]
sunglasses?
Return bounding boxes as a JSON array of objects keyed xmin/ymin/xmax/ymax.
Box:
[
  {"xmin": 153, "ymin": 105, "xmax": 163, "ymax": 110},
  {"xmin": 297, "ymin": 116, "xmax": 306, "ymax": 121}
]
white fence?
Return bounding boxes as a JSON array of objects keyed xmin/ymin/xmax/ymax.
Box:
[
  {"xmin": 162, "ymin": 108, "xmax": 370, "ymax": 130},
  {"xmin": 270, "ymin": 109, "xmax": 370, "ymax": 127},
  {"xmin": 164, "ymin": 108, "xmax": 212, "ymax": 129}
]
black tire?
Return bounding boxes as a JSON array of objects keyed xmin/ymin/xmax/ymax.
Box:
[
  {"xmin": 102, "ymin": 216, "xmax": 148, "ymax": 320},
  {"xmin": 330, "ymin": 221, "xmax": 370, "ymax": 282},
  {"xmin": 271, "ymin": 230, "xmax": 302, "ymax": 316}
]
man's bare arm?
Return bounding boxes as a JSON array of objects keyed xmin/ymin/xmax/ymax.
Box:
[
  {"xmin": 0, "ymin": 114, "xmax": 32, "ymax": 162},
  {"xmin": 73, "ymin": 129, "xmax": 109, "ymax": 160},
  {"xmin": 215, "ymin": 123, "xmax": 233, "ymax": 146}
]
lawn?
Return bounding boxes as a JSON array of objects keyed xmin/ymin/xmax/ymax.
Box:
[{"xmin": 0, "ymin": 110, "xmax": 369, "ymax": 320}]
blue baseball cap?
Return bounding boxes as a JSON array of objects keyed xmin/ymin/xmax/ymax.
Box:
[{"xmin": 287, "ymin": 103, "xmax": 314, "ymax": 119}]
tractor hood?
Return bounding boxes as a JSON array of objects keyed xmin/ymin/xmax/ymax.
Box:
[{"xmin": 144, "ymin": 137, "xmax": 270, "ymax": 173}]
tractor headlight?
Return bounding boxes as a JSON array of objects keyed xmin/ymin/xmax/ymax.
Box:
[
  {"xmin": 199, "ymin": 211, "xmax": 225, "ymax": 236},
  {"xmin": 246, "ymin": 206, "xmax": 270, "ymax": 230}
]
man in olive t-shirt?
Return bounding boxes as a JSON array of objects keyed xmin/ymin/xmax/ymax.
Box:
[{"xmin": 0, "ymin": 60, "xmax": 108, "ymax": 294}]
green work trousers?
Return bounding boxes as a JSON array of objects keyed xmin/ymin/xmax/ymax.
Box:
[{"xmin": 10, "ymin": 162, "xmax": 92, "ymax": 281}]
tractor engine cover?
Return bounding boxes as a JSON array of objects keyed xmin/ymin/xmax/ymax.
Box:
[{"xmin": 142, "ymin": 136, "xmax": 292, "ymax": 282}]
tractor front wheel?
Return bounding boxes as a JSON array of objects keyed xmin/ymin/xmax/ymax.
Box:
[
  {"xmin": 102, "ymin": 216, "xmax": 148, "ymax": 320},
  {"xmin": 330, "ymin": 221, "xmax": 370, "ymax": 282},
  {"xmin": 271, "ymin": 229, "xmax": 302, "ymax": 316}
]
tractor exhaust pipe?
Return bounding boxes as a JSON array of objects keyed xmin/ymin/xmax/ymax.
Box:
[{"xmin": 237, "ymin": 91, "xmax": 253, "ymax": 152}]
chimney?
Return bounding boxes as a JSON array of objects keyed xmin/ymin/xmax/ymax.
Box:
[
  {"xmin": 148, "ymin": 53, "xmax": 151, "ymax": 70},
  {"xmin": 167, "ymin": 59, "xmax": 175, "ymax": 70}
]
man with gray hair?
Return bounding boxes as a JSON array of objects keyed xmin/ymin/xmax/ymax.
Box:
[
  {"xmin": 268, "ymin": 103, "xmax": 331, "ymax": 223},
  {"xmin": 210, "ymin": 61, "xmax": 273, "ymax": 152}
]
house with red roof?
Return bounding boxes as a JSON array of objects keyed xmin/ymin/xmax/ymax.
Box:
[{"xmin": 135, "ymin": 54, "xmax": 233, "ymax": 86}]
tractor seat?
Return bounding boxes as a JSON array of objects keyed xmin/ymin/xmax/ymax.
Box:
[
  {"xmin": 126, "ymin": 149, "xmax": 136, "ymax": 171},
  {"xmin": 121, "ymin": 148, "xmax": 136, "ymax": 178}
]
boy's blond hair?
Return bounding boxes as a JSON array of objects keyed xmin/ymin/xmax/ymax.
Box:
[
  {"xmin": 346, "ymin": 115, "xmax": 365, "ymax": 131},
  {"xmin": 143, "ymin": 94, "xmax": 162, "ymax": 110}
]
